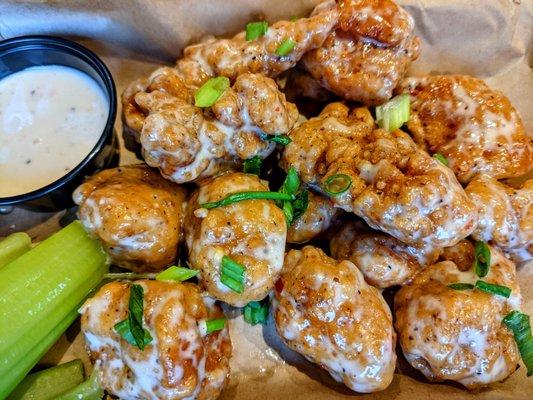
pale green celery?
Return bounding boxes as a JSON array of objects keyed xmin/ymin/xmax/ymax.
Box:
[
  {"xmin": 0, "ymin": 221, "xmax": 108, "ymax": 399},
  {"xmin": 7, "ymin": 359, "xmax": 84, "ymax": 400},
  {"xmin": 56, "ymin": 367, "xmax": 103, "ymax": 400},
  {"xmin": 0, "ymin": 232, "xmax": 31, "ymax": 269}
]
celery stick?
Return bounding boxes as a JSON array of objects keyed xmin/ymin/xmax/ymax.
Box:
[
  {"xmin": 0, "ymin": 221, "xmax": 108, "ymax": 399},
  {"xmin": 0, "ymin": 232, "xmax": 31, "ymax": 269},
  {"xmin": 7, "ymin": 359, "xmax": 84, "ymax": 400},
  {"xmin": 56, "ymin": 367, "xmax": 103, "ymax": 400}
]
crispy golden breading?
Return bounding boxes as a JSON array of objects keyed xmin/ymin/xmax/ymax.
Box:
[
  {"xmin": 466, "ymin": 174, "xmax": 532, "ymax": 262},
  {"xmin": 395, "ymin": 246, "xmax": 521, "ymax": 389},
  {"xmin": 286, "ymin": 191, "xmax": 339, "ymax": 244},
  {"xmin": 330, "ymin": 221, "xmax": 441, "ymax": 288},
  {"xmin": 184, "ymin": 172, "xmax": 287, "ymax": 307},
  {"xmin": 73, "ymin": 165, "xmax": 187, "ymax": 272},
  {"xmin": 302, "ymin": 0, "xmax": 420, "ymax": 105},
  {"xmin": 273, "ymin": 246, "xmax": 396, "ymax": 393},
  {"xmin": 130, "ymin": 73, "xmax": 297, "ymax": 183},
  {"xmin": 282, "ymin": 103, "xmax": 477, "ymax": 247},
  {"xmin": 398, "ymin": 75, "xmax": 532, "ymax": 183},
  {"xmin": 80, "ymin": 280, "xmax": 232, "ymax": 400}
]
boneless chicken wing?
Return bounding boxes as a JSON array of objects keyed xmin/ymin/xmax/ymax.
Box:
[
  {"xmin": 302, "ymin": 0, "xmax": 420, "ymax": 105},
  {"xmin": 466, "ymin": 174, "xmax": 532, "ymax": 262},
  {"xmin": 73, "ymin": 165, "xmax": 187, "ymax": 272},
  {"xmin": 273, "ymin": 246, "xmax": 396, "ymax": 393},
  {"xmin": 398, "ymin": 75, "xmax": 532, "ymax": 183},
  {"xmin": 395, "ymin": 246, "xmax": 521, "ymax": 389},
  {"xmin": 286, "ymin": 191, "xmax": 339, "ymax": 244},
  {"xmin": 281, "ymin": 103, "xmax": 477, "ymax": 247},
  {"xmin": 184, "ymin": 172, "xmax": 287, "ymax": 307},
  {"xmin": 131, "ymin": 72, "xmax": 298, "ymax": 183},
  {"xmin": 80, "ymin": 280, "xmax": 232, "ymax": 400},
  {"xmin": 330, "ymin": 221, "xmax": 441, "ymax": 288}
]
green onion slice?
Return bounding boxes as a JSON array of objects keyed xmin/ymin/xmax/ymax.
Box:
[
  {"xmin": 280, "ymin": 167, "xmax": 300, "ymax": 196},
  {"xmin": 282, "ymin": 201, "xmax": 294, "ymax": 227},
  {"xmin": 194, "ymin": 76, "xmax": 230, "ymax": 107},
  {"xmin": 448, "ymin": 283, "xmax": 474, "ymax": 290},
  {"xmin": 502, "ymin": 311, "xmax": 533, "ymax": 376},
  {"xmin": 475, "ymin": 280, "xmax": 511, "ymax": 298},
  {"xmin": 375, "ymin": 93, "xmax": 410, "ymax": 132},
  {"xmin": 200, "ymin": 191, "xmax": 294, "ymax": 209},
  {"xmin": 199, "ymin": 318, "xmax": 227, "ymax": 335},
  {"xmin": 246, "ymin": 21, "xmax": 268, "ymax": 41},
  {"xmin": 221, "ymin": 256, "xmax": 245, "ymax": 293},
  {"xmin": 323, "ymin": 174, "xmax": 352, "ymax": 196},
  {"xmin": 291, "ymin": 189, "xmax": 309, "ymax": 221},
  {"xmin": 275, "ymin": 38, "xmax": 296, "ymax": 56},
  {"xmin": 433, "ymin": 153, "xmax": 449, "ymax": 167},
  {"xmin": 290, "ymin": 16, "xmax": 300, "ymax": 22},
  {"xmin": 156, "ymin": 265, "xmax": 198, "ymax": 282},
  {"xmin": 260, "ymin": 133, "xmax": 292, "ymax": 146},
  {"xmin": 220, "ymin": 274, "xmax": 244, "ymax": 293},
  {"xmin": 474, "ymin": 241, "xmax": 491, "ymax": 277},
  {"xmin": 243, "ymin": 155, "xmax": 262, "ymax": 175},
  {"xmin": 244, "ymin": 300, "xmax": 269, "ymax": 325},
  {"xmin": 114, "ymin": 284, "xmax": 153, "ymax": 350}
]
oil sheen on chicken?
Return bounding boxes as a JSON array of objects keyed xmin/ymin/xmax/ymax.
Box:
[
  {"xmin": 281, "ymin": 103, "xmax": 477, "ymax": 248},
  {"xmin": 466, "ymin": 174, "xmax": 532, "ymax": 262},
  {"xmin": 395, "ymin": 245, "xmax": 521, "ymax": 389},
  {"xmin": 184, "ymin": 172, "xmax": 287, "ymax": 307},
  {"xmin": 330, "ymin": 221, "xmax": 441, "ymax": 288},
  {"xmin": 73, "ymin": 165, "xmax": 187, "ymax": 272},
  {"xmin": 273, "ymin": 246, "xmax": 396, "ymax": 393},
  {"xmin": 80, "ymin": 280, "xmax": 232, "ymax": 400},
  {"xmin": 398, "ymin": 75, "xmax": 532, "ymax": 184}
]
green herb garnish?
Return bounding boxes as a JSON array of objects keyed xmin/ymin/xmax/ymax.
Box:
[
  {"xmin": 375, "ymin": 93, "xmax": 410, "ymax": 132},
  {"xmin": 244, "ymin": 300, "xmax": 269, "ymax": 325},
  {"xmin": 433, "ymin": 153, "xmax": 449, "ymax": 167},
  {"xmin": 323, "ymin": 174, "xmax": 352, "ymax": 196},
  {"xmin": 275, "ymin": 38, "xmax": 296, "ymax": 56},
  {"xmin": 475, "ymin": 280, "xmax": 511, "ymax": 298},
  {"xmin": 243, "ymin": 155, "xmax": 262, "ymax": 175},
  {"xmin": 261, "ymin": 133, "xmax": 292, "ymax": 146},
  {"xmin": 503, "ymin": 311, "xmax": 533, "ymax": 376},
  {"xmin": 448, "ymin": 283, "xmax": 474, "ymax": 290},
  {"xmin": 200, "ymin": 191, "xmax": 294, "ymax": 209},
  {"xmin": 220, "ymin": 256, "xmax": 245, "ymax": 293},
  {"xmin": 246, "ymin": 21, "xmax": 268, "ymax": 41},
  {"xmin": 156, "ymin": 265, "xmax": 198, "ymax": 282},
  {"xmin": 194, "ymin": 76, "xmax": 230, "ymax": 107},
  {"xmin": 114, "ymin": 284, "xmax": 153, "ymax": 350},
  {"xmin": 474, "ymin": 241, "xmax": 491, "ymax": 277}
]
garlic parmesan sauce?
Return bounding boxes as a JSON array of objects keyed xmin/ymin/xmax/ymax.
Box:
[{"xmin": 0, "ymin": 65, "xmax": 108, "ymax": 197}]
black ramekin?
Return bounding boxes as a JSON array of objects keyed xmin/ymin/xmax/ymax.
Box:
[{"xmin": 0, "ymin": 35, "xmax": 119, "ymax": 212}]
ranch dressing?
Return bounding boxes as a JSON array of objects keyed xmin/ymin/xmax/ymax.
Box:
[{"xmin": 0, "ymin": 65, "xmax": 108, "ymax": 197}]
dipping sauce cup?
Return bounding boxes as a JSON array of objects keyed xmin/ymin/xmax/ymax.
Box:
[{"xmin": 0, "ymin": 35, "xmax": 118, "ymax": 211}]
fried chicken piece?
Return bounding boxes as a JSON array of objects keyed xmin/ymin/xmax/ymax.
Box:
[
  {"xmin": 184, "ymin": 172, "xmax": 287, "ymax": 307},
  {"xmin": 330, "ymin": 221, "xmax": 441, "ymax": 288},
  {"xmin": 302, "ymin": 0, "xmax": 420, "ymax": 105},
  {"xmin": 73, "ymin": 165, "xmax": 187, "ymax": 272},
  {"xmin": 465, "ymin": 174, "xmax": 532, "ymax": 262},
  {"xmin": 395, "ymin": 246, "xmax": 521, "ymax": 389},
  {"xmin": 398, "ymin": 75, "xmax": 532, "ymax": 183},
  {"xmin": 131, "ymin": 73, "xmax": 298, "ymax": 183},
  {"xmin": 273, "ymin": 246, "xmax": 396, "ymax": 393},
  {"xmin": 286, "ymin": 191, "xmax": 339, "ymax": 244},
  {"xmin": 80, "ymin": 280, "xmax": 231, "ymax": 400},
  {"xmin": 282, "ymin": 103, "xmax": 477, "ymax": 247}
]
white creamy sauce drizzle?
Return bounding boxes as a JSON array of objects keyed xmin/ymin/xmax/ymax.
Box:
[{"xmin": 0, "ymin": 65, "xmax": 108, "ymax": 197}]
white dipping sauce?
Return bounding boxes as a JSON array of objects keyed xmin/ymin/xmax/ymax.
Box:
[{"xmin": 0, "ymin": 65, "xmax": 108, "ymax": 197}]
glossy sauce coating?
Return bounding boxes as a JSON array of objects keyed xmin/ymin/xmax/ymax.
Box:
[
  {"xmin": 282, "ymin": 103, "xmax": 477, "ymax": 247},
  {"xmin": 80, "ymin": 280, "xmax": 232, "ymax": 400},
  {"xmin": 273, "ymin": 246, "xmax": 396, "ymax": 393},
  {"xmin": 184, "ymin": 172, "xmax": 287, "ymax": 307},
  {"xmin": 395, "ymin": 245, "xmax": 521, "ymax": 389},
  {"xmin": 73, "ymin": 165, "xmax": 187, "ymax": 272},
  {"xmin": 398, "ymin": 75, "xmax": 532, "ymax": 183}
]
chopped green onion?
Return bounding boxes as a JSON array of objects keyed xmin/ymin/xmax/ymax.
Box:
[
  {"xmin": 433, "ymin": 153, "xmax": 449, "ymax": 167},
  {"xmin": 199, "ymin": 318, "xmax": 227, "ymax": 335},
  {"xmin": 448, "ymin": 283, "xmax": 474, "ymax": 290},
  {"xmin": 290, "ymin": 16, "xmax": 300, "ymax": 22},
  {"xmin": 475, "ymin": 280, "xmax": 511, "ymax": 298},
  {"xmin": 275, "ymin": 38, "xmax": 296, "ymax": 56},
  {"xmin": 243, "ymin": 155, "xmax": 262, "ymax": 175},
  {"xmin": 292, "ymin": 189, "xmax": 309, "ymax": 221},
  {"xmin": 246, "ymin": 21, "xmax": 268, "ymax": 40},
  {"xmin": 474, "ymin": 241, "xmax": 491, "ymax": 277},
  {"xmin": 375, "ymin": 93, "xmax": 410, "ymax": 132},
  {"xmin": 244, "ymin": 300, "xmax": 269, "ymax": 325},
  {"xmin": 280, "ymin": 167, "xmax": 300, "ymax": 196},
  {"xmin": 282, "ymin": 201, "xmax": 294, "ymax": 227},
  {"xmin": 194, "ymin": 76, "xmax": 230, "ymax": 107},
  {"xmin": 200, "ymin": 191, "xmax": 294, "ymax": 209},
  {"xmin": 221, "ymin": 256, "xmax": 245, "ymax": 293},
  {"xmin": 156, "ymin": 265, "xmax": 198, "ymax": 282},
  {"xmin": 104, "ymin": 272, "xmax": 155, "ymax": 280},
  {"xmin": 323, "ymin": 174, "xmax": 352, "ymax": 196},
  {"xmin": 114, "ymin": 284, "xmax": 153, "ymax": 350},
  {"xmin": 502, "ymin": 311, "xmax": 533, "ymax": 376},
  {"xmin": 260, "ymin": 133, "xmax": 292, "ymax": 146}
]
